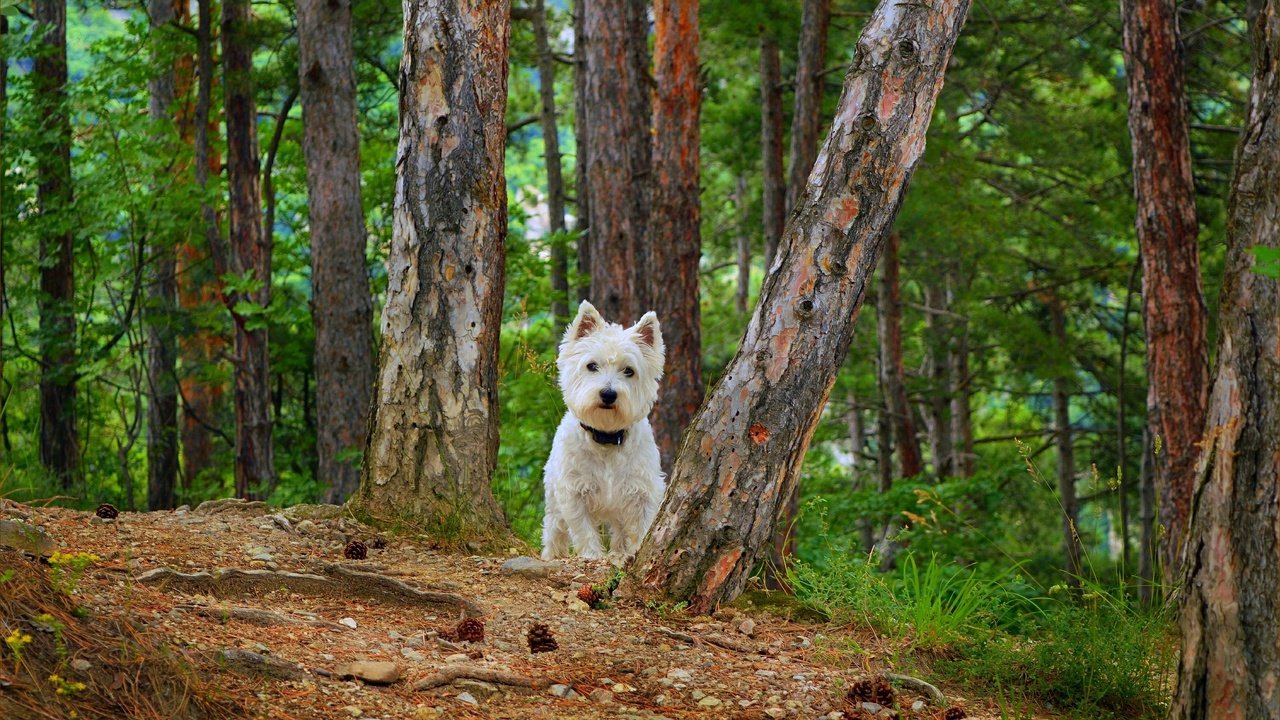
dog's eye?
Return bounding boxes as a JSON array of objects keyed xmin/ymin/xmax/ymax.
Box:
[
  {"xmin": 587, "ymin": 362, "xmax": 599, "ymax": 372},
  {"xmin": 623, "ymin": 367, "xmax": 635, "ymax": 377}
]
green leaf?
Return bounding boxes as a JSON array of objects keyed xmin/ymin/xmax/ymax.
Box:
[{"xmin": 1250, "ymin": 246, "xmax": 1280, "ymax": 278}]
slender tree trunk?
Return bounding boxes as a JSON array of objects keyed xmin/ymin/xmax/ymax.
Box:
[
  {"xmin": 350, "ymin": 0, "xmax": 511, "ymax": 542},
  {"xmin": 650, "ymin": 0, "xmax": 702, "ymax": 469},
  {"xmin": 298, "ymin": 0, "xmax": 375, "ymax": 505},
  {"xmin": 923, "ymin": 280, "xmax": 951, "ymax": 476},
  {"xmin": 1138, "ymin": 427, "xmax": 1156, "ymax": 606},
  {"xmin": 573, "ymin": 0, "xmax": 591, "ymax": 305},
  {"xmin": 531, "ymin": 0, "xmax": 570, "ymax": 329},
  {"xmin": 1, "ymin": 16, "xmax": 8, "ymax": 461},
  {"xmin": 582, "ymin": 0, "xmax": 650, "ymax": 323},
  {"xmin": 1117, "ymin": 258, "xmax": 1140, "ymax": 573},
  {"xmin": 223, "ymin": 0, "xmax": 276, "ymax": 498},
  {"xmin": 948, "ymin": 273, "xmax": 974, "ymax": 477},
  {"xmin": 1050, "ymin": 298, "xmax": 1083, "ymax": 588},
  {"xmin": 147, "ymin": 0, "xmax": 180, "ymax": 510},
  {"xmin": 1121, "ymin": 0, "xmax": 1210, "ymax": 587},
  {"xmin": 34, "ymin": 0, "xmax": 78, "ymax": 490},
  {"xmin": 735, "ymin": 176, "xmax": 750, "ymax": 315},
  {"xmin": 622, "ymin": 0, "xmax": 971, "ymax": 612},
  {"xmin": 878, "ymin": 232, "xmax": 922, "ymax": 478},
  {"xmin": 760, "ymin": 32, "xmax": 785, "ymax": 273},
  {"xmin": 785, "ymin": 0, "xmax": 832, "ymax": 214},
  {"xmin": 1170, "ymin": 3, "xmax": 1280, "ymax": 715}
]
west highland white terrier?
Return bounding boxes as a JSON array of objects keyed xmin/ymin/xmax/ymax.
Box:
[{"xmin": 541, "ymin": 301, "xmax": 666, "ymax": 562}]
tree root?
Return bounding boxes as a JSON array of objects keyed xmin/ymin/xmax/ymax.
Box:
[
  {"xmin": 177, "ymin": 602, "xmax": 346, "ymax": 629},
  {"xmin": 656, "ymin": 627, "xmax": 701, "ymax": 646},
  {"xmin": 213, "ymin": 648, "xmax": 309, "ymax": 681},
  {"xmin": 412, "ymin": 665, "xmax": 545, "ymax": 691},
  {"xmin": 317, "ymin": 563, "xmax": 484, "ymax": 617},
  {"xmin": 194, "ymin": 498, "xmax": 271, "ymax": 515},
  {"xmin": 656, "ymin": 626, "xmax": 758, "ymax": 653},
  {"xmin": 883, "ymin": 671, "xmax": 945, "ymax": 704}
]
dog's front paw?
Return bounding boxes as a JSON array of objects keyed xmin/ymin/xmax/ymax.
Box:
[{"xmin": 578, "ymin": 548, "xmax": 606, "ymax": 560}]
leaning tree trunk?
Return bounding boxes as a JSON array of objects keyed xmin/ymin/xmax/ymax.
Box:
[
  {"xmin": 530, "ymin": 0, "xmax": 570, "ymax": 329},
  {"xmin": 760, "ymin": 32, "xmax": 786, "ymax": 273},
  {"xmin": 1169, "ymin": 2, "xmax": 1280, "ymax": 715},
  {"xmin": 222, "ymin": 0, "xmax": 276, "ymax": 498},
  {"xmin": 622, "ymin": 0, "xmax": 972, "ymax": 612},
  {"xmin": 1121, "ymin": 0, "xmax": 1209, "ymax": 586},
  {"xmin": 35, "ymin": 0, "xmax": 78, "ymax": 490},
  {"xmin": 1050, "ymin": 297, "xmax": 1083, "ymax": 588},
  {"xmin": 147, "ymin": 0, "xmax": 180, "ymax": 510},
  {"xmin": 582, "ymin": 0, "xmax": 650, "ymax": 323},
  {"xmin": 298, "ymin": 0, "xmax": 375, "ymax": 505},
  {"xmin": 785, "ymin": 0, "xmax": 832, "ymax": 214},
  {"xmin": 650, "ymin": 0, "xmax": 702, "ymax": 470},
  {"xmin": 349, "ymin": 0, "xmax": 511, "ymax": 541},
  {"xmin": 879, "ymin": 231, "xmax": 923, "ymax": 478}
]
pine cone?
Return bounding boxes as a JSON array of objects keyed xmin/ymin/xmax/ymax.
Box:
[
  {"xmin": 95, "ymin": 503, "xmax": 119, "ymax": 519},
  {"xmin": 941, "ymin": 706, "xmax": 966, "ymax": 720},
  {"xmin": 370, "ymin": 536, "xmax": 388, "ymax": 550},
  {"xmin": 846, "ymin": 677, "xmax": 895, "ymax": 707},
  {"xmin": 455, "ymin": 617, "xmax": 485, "ymax": 643},
  {"xmin": 527, "ymin": 623, "xmax": 558, "ymax": 653},
  {"xmin": 577, "ymin": 584, "xmax": 605, "ymax": 609},
  {"xmin": 343, "ymin": 539, "xmax": 368, "ymax": 560}
]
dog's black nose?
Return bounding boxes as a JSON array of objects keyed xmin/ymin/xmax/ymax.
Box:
[{"xmin": 600, "ymin": 388, "xmax": 618, "ymax": 405}]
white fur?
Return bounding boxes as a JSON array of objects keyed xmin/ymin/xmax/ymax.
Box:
[{"xmin": 541, "ymin": 301, "xmax": 666, "ymax": 562}]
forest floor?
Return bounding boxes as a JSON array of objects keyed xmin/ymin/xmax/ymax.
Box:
[{"xmin": 0, "ymin": 499, "xmax": 1037, "ymax": 720}]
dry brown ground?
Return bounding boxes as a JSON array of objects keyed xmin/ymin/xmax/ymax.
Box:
[{"xmin": 0, "ymin": 500, "xmax": 1020, "ymax": 720}]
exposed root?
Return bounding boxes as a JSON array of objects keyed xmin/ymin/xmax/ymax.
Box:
[
  {"xmin": 194, "ymin": 498, "xmax": 271, "ymax": 515},
  {"xmin": 213, "ymin": 648, "xmax": 309, "ymax": 681},
  {"xmin": 412, "ymin": 665, "xmax": 545, "ymax": 691},
  {"xmin": 883, "ymin": 671, "xmax": 946, "ymax": 704},
  {"xmin": 177, "ymin": 603, "xmax": 346, "ymax": 630},
  {"xmin": 703, "ymin": 632, "xmax": 758, "ymax": 653},
  {"xmin": 318, "ymin": 563, "xmax": 484, "ymax": 616},
  {"xmin": 656, "ymin": 627, "xmax": 702, "ymax": 646}
]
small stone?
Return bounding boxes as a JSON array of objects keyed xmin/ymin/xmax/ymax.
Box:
[
  {"xmin": 500, "ymin": 556, "xmax": 561, "ymax": 578},
  {"xmin": 445, "ymin": 653, "xmax": 470, "ymax": 663},
  {"xmin": 861, "ymin": 702, "xmax": 884, "ymax": 714},
  {"xmin": 691, "ymin": 690, "xmax": 706, "ymax": 700},
  {"xmin": 827, "ymin": 712, "xmax": 845, "ymax": 720},
  {"xmin": 334, "ymin": 661, "xmax": 401, "ymax": 685},
  {"xmin": 295, "ymin": 520, "xmax": 316, "ymax": 535},
  {"xmin": 70, "ymin": 658, "xmax": 91, "ymax": 672},
  {"xmin": 911, "ymin": 700, "xmax": 926, "ymax": 712},
  {"xmin": 454, "ymin": 679, "xmax": 499, "ymax": 697},
  {"xmin": 0, "ymin": 520, "xmax": 54, "ymax": 556},
  {"xmin": 589, "ymin": 688, "xmax": 614, "ymax": 704},
  {"xmin": 654, "ymin": 695, "xmax": 668, "ymax": 705},
  {"xmin": 250, "ymin": 552, "xmax": 274, "ymax": 562},
  {"xmin": 698, "ymin": 696, "xmax": 722, "ymax": 707},
  {"xmin": 666, "ymin": 669, "xmax": 692, "ymax": 682},
  {"xmin": 400, "ymin": 647, "xmax": 425, "ymax": 662},
  {"xmin": 174, "ymin": 505, "xmax": 190, "ymax": 514},
  {"xmin": 414, "ymin": 708, "xmax": 439, "ymax": 720},
  {"xmin": 612, "ymin": 683, "xmax": 635, "ymax": 693},
  {"xmin": 549, "ymin": 684, "xmax": 579, "ymax": 699},
  {"xmin": 341, "ymin": 706, "xmax": 362, "ymax": 718},
  {"xmin": 456, "ymin": 691, "xmax": 478, "ymax": 705},
  {"xmin": 270, "ymin": 514, "xmax": 292, "ymax": 533},
  {"xmin": 338, "ymin": 617, "xmax": 358, "ymax": 629},
  {"xmin": 875, "ymin": 710, "xmax": 897, "ymax": 719},
  {"xmin": 764, "ymin": 707, "xmax": 786, "ymax": 719},
  {"xmin": 569, "ymin": 599, "xmax": 591, "ymax": 612},
  {"xmin": 755, "ymin": 670, "xmax": 776, "ymax": 678},
  {"xmin": 738, "ymin": 619, "xmax": 756, "ymax": 636}
]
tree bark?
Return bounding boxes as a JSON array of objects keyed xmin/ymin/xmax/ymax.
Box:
[
  {"xmin": 622, "ymin": 0, "xmax": 971, "ymax": 612},
  {"xmin": 572, "ymin": 0, "xmax": 591, "ymax": 305},
  {"xmin": 530, "ymin": 0, "xmax": 570, "ymax": 329},
  {"xmin": 947, "ymin": 276, "xmax": 974, "ymax": 477},
  {"xmin": 147, "ymin": 0, "xmax": 179, "ymax": 510},
  {"xmin": 922, "ymin": 279, "xmax": 951, "ymax": 476},
  {"xmin": 1138, "ymin": 427, "xmax": 1156, "ymax": 606},
  {"xmin": 760, "ymin": 32, "xmax": 785, "ymax": 273},
  {"xmin": 650, "ymin": 0, "xmax": 702, "ymax": 470},
  {"xmin": 298, "ymin": 0, "xmax": 375, "ymax": 505},
  {"xmin": 582, "ymin": 0, "xmax": 650, "ymax": 323},
  {"xmin": 735, "ymin": 176, "xmax": 751, "ymax": 315},
  {"xmin": 350, "ymin": 0, "xmax": 511, "ymax": 542},
  {"xmin": 785, "ymin": 0, "xmax": 832, "ymax": 215},
  {"xmin": 223, "ymin": 0, "xmax": 276, "ymax": 498},
  {"xmin": 34, "ymin": 0, "xmax": 79, "ymax": 490},
  {"xmin": 878, "ymin": 231, "xmax": 923, "ymax": 478},
  {"xmin": 1050, "ymin": 298, "xmax": 1082, "ymax": 588},
  {"xmin": 1169, "ymin": 3, "xmax": 1280, "ymax": 715},
  {"xmin": 1, "ymin": 16, "xmax": 9, "ymax": 461},
  {"xmin": 1120, "ymin": 0, "xmax": 1209, "ymax": 587}
]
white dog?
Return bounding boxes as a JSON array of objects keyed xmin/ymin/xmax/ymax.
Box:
[{"xmin": 541, "ymin": 301, "xmax": 666, "ymax": 561}]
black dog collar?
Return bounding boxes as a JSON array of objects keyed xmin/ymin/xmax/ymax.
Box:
[{"xmin": 581, "ymin": 423, "xmax": 626, "ymax": 446}]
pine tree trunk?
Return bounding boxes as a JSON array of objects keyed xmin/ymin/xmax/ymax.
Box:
[
  {"xmin": 582, "ymin": 0, "xmax": 650, "ymax": 323},
  {"xmin": 650, "ymin": 0, "xmax": 702, "ymax": 470},
  {"xmin": 735, "ymin": 176, "xmax": 751, "ymax": 315},
  {"xmin": 1169, "ymin": 3, "xmax": 1280, "ymax": 714},
  {"xmin": 948, "ymin": 277, "xmax": 974, "ymax": 477},
  {"xmin": 1138, "ymin": 427, "xmax": 1157, "ymax": 606},
  {"xmin": 350, "ymin": 0, "xmax": 511, "ymax": 542},
  {"xmin": 572, "ymin": 0, "xmax": 591, "ymax": 305},
  {"xmin": 223, "ymin": 0, "xmax": 276, "ymax": 498},
  {"xmin": 1050, "ymin": 298, "xmax": 1083, "ymax": 587},
  {"xmin": 298, "ymin": 0, "xmax": 375, "ymax": 505},
  {"xmin": 923, "ymin": 280, "xmax": 951, "ymax": 476},
  {"xmin": 530, "ymin": 0, "xmax": 570, "ymax": 329},
  {"xmin": 147, "ymin": 0, "xmax": 179, "ymax": 510},
  {"xmin": 622, "ymin": 0, "xmax": 971, "ymax": 612},
  {"xmin": 34, "ymin": 0, "xmax": 78, "ymax": 490},
  {"xmin": 760, "ymin": 33, "xmax": 785, "ymax": 273},
  {"xmin": 785, "ymin": 0, "xmax": 832, "ymax": 214},
  {"xmin": 2, "ymin": 15, "xmax": 9, "ymax": 460},
  {"xmin": 1121, "ymin": 0, "xmax": 1209, "ymax": 586},
  {"xmin": 878, "ymin": 232, "xmax": 922, "ymax": 478}
]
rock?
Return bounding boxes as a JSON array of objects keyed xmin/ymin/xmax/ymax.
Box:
[
  {"xmin": 0, "ymin": 520, "xmax": 54, "ymax": 556},
  {"xmin": 70, "ymin": 658, "xmax": 91, "ymax": 672},
  {"xmin": 612, "ymin": 682, "xmax": 636, "ymax": 693},
  {"xmin": 269, "ymin": 514, "xmax": 292, "ymax": 533},
  {"xmin": 456, "ymin": 692, "xmax": 478, "ymax": 706},
  {"xmin": 698, "ymin": 696, "xmax": 722, "ymax": 707},
  {"xmin": 548, "ymin": 684, "xmax": 580, "ymax": 699},
  {"xmin": 341, "ymin": 706, "xmax": 362, "ymax": 717},
  {"xmin": 861, "ymin": 702, "xmax": 883, "ymax": 714},
  {"xmin": 400, "ymin": 647, "xmax": 425, "ymax": 662},
  {"xmin": 294, "ymin": 520, "xmax": 317, "ymax": 535},
  {"xmin": 338, "ymin": 617, "xmax": 358, "ymax": 629},
  {"xmin": 588, "ymin": 688, "xmax": 613, "ymax": 704},
  {"xmin": 444, "ymin": 653, "xmax": 470, "ymax": 663},
  {"xmin": 335, "ymin": 661, "xmax": 401, "ymax": 685},
  {"xmin": 666, "ymin": 668, "xmax": 692, "ymax": 682},
  {"xmin": 691, "ymin": 690, "xmax": 706, "ymax": 700},
  {"xmin": 499, "ymin": 556, "xmax": 561, "ymax": 578},
  {"xmin": 454, "ymin": 679, "xmax": 499, "ymax": 698},
  {"xmin": 764, "ymin": 708, "xmax": 787, "ymax": 719},
  {"xmin": 738, "ymin": 619, "xmax": 756, "ymax": 636},
  {"xmin": 826, "ymin": 712, "xmax": 845, "ymax": 720},
  {"xmin": 569, "ymin": 599, "xmax": 591, "ymax": 612},
  {"xmin": 755, "ymin": 670, "xmax": 776, "ymax": 678},
  {"xmin": 250, "ymin": 552, "xmax": 274, "ymax": 563},
  {"xmin": 875, "ymin": 710, "xmax": 897, "ymax": 719},
  {"xmin": 911, "ymin": 700, "xmax": 926, "ymax": 712}
]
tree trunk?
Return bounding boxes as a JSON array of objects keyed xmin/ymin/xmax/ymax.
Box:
[
  {"xmin": 1121, "ymin": 0, "xmax": 1209, "ymax": 587},
  {"xmin": 1138, "ymin": 427, "xmax": 1156, "ymax": 606},
  {"xmin": 948, "ymin": 278, "xmax": 974, "ymax": 477},
  {"xmin": 878, "ymin": 231, "xmax": 923, "ymax": 478},
  {"xmin": 760, "ymin": 32, "xmax": 785, "ymax": 273},
  {"xmin": 1050, "ymin": 298, "xmax": 1083, "ymax": 588},
  {"xmin": 298, "ymin": 0, "xmax": 375, "ymax": 505},
  {"xmin": 621, "ymin": 0, "xmax": 971, "ymax": 612},
  {"xmin": 572, "ymin": 0, "xmax": 591, "ymax": 305},
  {"xmin": 1, "ymin": 15, "xmax": 9, "ymax": 461},
  {"xmin": 34, "ymin": 0, "xmax": 78, "ymax": 490},
  {"xmin": 735, "ymin": 176, "xmax": 751, "ymax": 315},
  {"xmin": 147, "ymin": 0, "xmax": 179, "ymax": 510},
  {"xmin": 531, "ymin": 0, "xmax": 570, "ymax": 329},
  {"xmin": 650, "ymin": 0, "xmax": 702, "ymax": 470},
  {"xmin": 785, "ymin": 0, "xmax": 832, "ymax": 215},
  {"xmin": 223, "ymin": 0, "xmax": 276, "ymax": 498},
  {"xmin": 350, "ymin": 0, "xmax": 511, "ymax": 542},
  {"xmin": 922, "ymin": 280, "xmax": 951, "ymax": 476},
  {"xmin": 1169, "ymin": 3, "xmax": 1280, "ymax": 715},
  {"xmin": 582, "ymin": 0, "xmax": 650, "ymax": 323}
]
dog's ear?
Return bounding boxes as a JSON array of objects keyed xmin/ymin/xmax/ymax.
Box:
[
  {"xmin": 630, "ymin": 312, "xmax": 665, "ymax": 367},
  {"xmin": 566, "ymin": 300, "xmax": 605, "ymax": 343}
]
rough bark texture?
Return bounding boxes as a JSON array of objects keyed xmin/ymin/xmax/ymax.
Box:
[
  {"xmin": 650, "ymin": 0, "xmax": 703, "ymax": 470},
  {"xmin": 1, "ymin": 16, "xmax": 7, "ymax": 458},
  {"xmin": 622, "ymin": 0, "xmax": 971, "ymax": 612},
  {"xmin": 1169, "ymin": 3, "xmax": 1280, "ymax": 715},
  {"xmin": 350, "ymin": 0, "xmax": 511, "ymax": 541},
  {"xmin": 572, "ymin": 0, "xmax": 591, "ymax": 304},
  {"xmin": 298, "ymin": 0, "xmax": 375, "ymax": 505},
  {"xmin": 1050, "ymin": 299, "xmax": 1083, "ymax": 587},
  {"xmin": 1121, "ymin": 0, "xmax": 1210, "ymax": 586},
  {"xmin": 878, "ymin": 232, "xmax": 922, "ymax": 478},
  {"xmin": 922, "ymin": 280, "xmax": 951, "ymax": 476},
  {"xmin": 735, "ymin": 176, "xmax": 751, "ymax": 315},
  {"xmin": 785, "ymin": 0, "xmax": 832, "ymax": 215},
  {"xmin": 947, "ymin": 277, "xmax": 974, "ymax": 477},
  {"xmin": 147, "ymin": 0, "xmax": 179, "ymax": 510},
  {"xmin": 222, "ymin": 0, "xmax": 276, "ymax": 498},
  {"xmin": 582, "ymin": 0, "xmax": 650, "ymax": 323},
  {"xmin": 35, "ymin": 0, "xmax": 79, "ymax": 489},
  {"xmin": 1138, "ymin": 427, "xmax": 1157, "ymax": 606},
  {"xmin": 531, "ymin": 0, "xmax": 570, "ymax": 328},
  {"xmin": 760, "ymin": 33, "xmax": 785, "ymax": 274}
]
